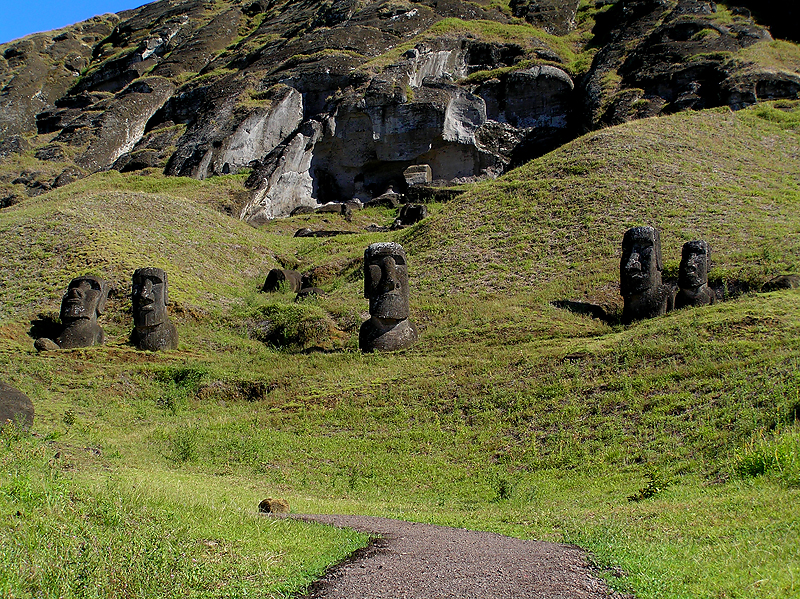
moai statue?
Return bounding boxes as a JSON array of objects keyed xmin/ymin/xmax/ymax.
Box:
[
  {"xmin": 262, "ymin": 269, "xmax": 302, "ymax": 293},
  {"xmin": 35, "ymin": 275, "xmax": 109, "ymax": 350},
  {"xmin": 371, "ymin": 183, "xmax": 402, "ymax": 208},
  {"xmin": 56, "ymin": 275, "xmax": 109, "ymax": 348},
  {"xmin": 675, "ymin": 240, "xmax": 716, "ymax": 309},
  {"xmin": 620, "ymin": 226, "xmax": 674, "ymax": 324},
  {"xmin": 762, "ymin": 274, "xmax": 800, "ymax": 291},
  {"xmin": 359, "ymin": 242, "xmax": 419, "ymax": 352},
  {"xmin": 391, "ymin": 204, "xmax": 428, "ymax": 229},
  {"xmin": 131, "ymin": 267, "xmax": 178, "ymax": 351}
]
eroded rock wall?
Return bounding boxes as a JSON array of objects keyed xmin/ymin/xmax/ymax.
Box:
[
  {"xmin": 2, "ymin": 0, "xmax": 799, "ymax": 221},
  {"xmin": 583, "ymin": 0, "xmax": 797, "ymax": 128},
  {"xmin": 0, "ymin": 16, "xmax": 118, "ymax": 139},
  {"xmin": 241, "ymin": 120, "xmax": 322, "ymax": 224},
  {"xmin": 162, "ymin": 84, "xmax": 304, "ymax": 179},
  {"xmin": 72, "ymin": 77, "xmax": 177, "ymax": 171}
]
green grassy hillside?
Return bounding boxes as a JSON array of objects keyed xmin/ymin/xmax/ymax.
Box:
[
  {"xmin": 2, "ymin": 102, "xmax": 799, "ymax": 599},
  {"xmin": 406, "ymin": 102, "xmax": 800, "ymax": 299}
]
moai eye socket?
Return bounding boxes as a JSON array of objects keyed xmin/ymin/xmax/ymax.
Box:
[{"xmin": 368, "ymin": 264, "xmax": 382, "ymax": 292}]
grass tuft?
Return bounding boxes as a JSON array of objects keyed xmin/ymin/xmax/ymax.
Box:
[{"xmin": 733, "ymin": 425, "xmax": 800, "ymax": 487}]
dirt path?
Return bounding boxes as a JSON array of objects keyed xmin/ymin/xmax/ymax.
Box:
[{"xmin": 293, "ymin": 515, "xmax": 617, "ymax": 599}]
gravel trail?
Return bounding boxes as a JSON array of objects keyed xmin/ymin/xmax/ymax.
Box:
[{"xmin": 293, "ymin": 514, "xmax": 616, "ymax": 599}]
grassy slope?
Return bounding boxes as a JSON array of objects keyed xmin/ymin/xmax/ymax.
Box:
[
  {"xmin": 1, "ymin": 102, "xmax": 800, "ymax": 598},
  {"xmin": 405, "ymin": 103, "xmax": 800, "ymax": 302},
  {"xmin": 0, "ymin": 172, "xmax": 279, "ymax": 315}
]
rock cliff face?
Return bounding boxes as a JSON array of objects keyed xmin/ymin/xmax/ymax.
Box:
[
  {"xmin": 1, "ymin": 0, "xmax": 798, "ymax": 221},
  {"xmin": 0, "ymin": 16, "xmax": 119, "ymax": 139},
  {"xmin": 582, "ymin": 0, "xmax": 798, "ymax": 128}
]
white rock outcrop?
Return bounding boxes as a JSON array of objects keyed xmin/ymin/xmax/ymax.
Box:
[
  {"xmin": 197, "ymin": 87, "xmax": 304, "ymax": 179},
  {"xmin": 76, "ymin": 77, "xmax": 176, "ymax": 171},
  {"xmin": 240, "ymin": 121, "xmax": 322, "ymax": 223}
]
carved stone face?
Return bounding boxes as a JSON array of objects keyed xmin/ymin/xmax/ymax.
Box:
[
  {"xmin": 364, "ymin": 242, "xmax": 409, "ymax": 319},
  {"xmin": 60, "ymin": 276, "xmax": 107, "ymax": 323},
  {"xmin": 132, "ymin": 268, "xmax": 169, "ymax": 328},
  {"xmin": 621, "ymin": 226, "xmax": 663, "ymax": 296},
  {"xmin": 679, "ymin": 240, "xmax": 710, "ymax": 290}
]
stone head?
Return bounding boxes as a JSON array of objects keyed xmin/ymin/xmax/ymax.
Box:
[
  {"xmin": 679, "ymin": 240, "xmax": 710, "ymax": 290},
  {"xmin": 60, "ymin": 276, "xmax": 108, "ymax": 324},
  {"xmin": 132, "ymin": 267, "xmax": 169, "ymax": 328},
  {"xmin": 364, "ymin": 242, "xmax": 409, "ymax": 319},
  {"xmin": 620, "ymin": 226, "xmax": 663, "ymax": 296}
]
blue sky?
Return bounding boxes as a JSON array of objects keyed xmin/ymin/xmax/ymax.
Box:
[{"xmin": 0, "ymin": 1, "xmax": 146, "ymax": 44}]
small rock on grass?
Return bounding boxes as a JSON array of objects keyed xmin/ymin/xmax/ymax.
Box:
[
  {"xmin": 762, "ymin": 274, "xmax": 800, "ymax": 291},
  {"xmin": 0, "ymin": 381, "xmax": 34, "ymax": 430},
  {"xmin": 259, "ymin": 497, "xmax": 290, "ymax": 514},
  {"xmin": 34, "ymin": 338, "xmax": 60, "ymax": 351}
]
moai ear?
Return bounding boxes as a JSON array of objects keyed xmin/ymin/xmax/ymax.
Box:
[
  {"xmin": 163, "ymin": 270, "xmax": 169, "ymax": 305},
  {"xmin": 96, "ymin": 280, "xmax": 109, "ymax": 315},
  {"xmin": 653, "ymin": 228, "xmax": 663, "ymax": 271}
]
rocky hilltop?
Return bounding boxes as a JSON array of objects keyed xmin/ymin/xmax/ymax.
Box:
[{"xmin": 1, "ymin": 0, "xmax": 798, "ymax": 221}]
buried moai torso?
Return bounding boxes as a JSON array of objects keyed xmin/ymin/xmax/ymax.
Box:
[
  {"xmin": 620, "ymin": 226, "xmax": 674, "ymax": 324},
  {"xmin": 35, "ymin": 275, "xmax": 109, "ymax": 350},
  {"xmin": 392, "ymin": 204, "xmax": 428, "ymax": 229},
  {"xmin": 262, "ymin": 269, "xmax": 302, "ymax": 293},
  {"xmin": 359, "ymin": 242, "xmax": 418, "ymax": 352},
  {"xmin": 131, "ymin": 267, "xmax": 178, "ymax": 351},
  {"xmin": 675, "ymin": 240, "xmax": 716, "ymax": 309}
]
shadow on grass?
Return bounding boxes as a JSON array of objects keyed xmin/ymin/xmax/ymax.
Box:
[
  {"xmin": 27, "ymin": 312, "xmax": 61, "ymax": 341},
  {"xmin": 551, "ymin": 300, "xmax": 619, "ymax": 325}
]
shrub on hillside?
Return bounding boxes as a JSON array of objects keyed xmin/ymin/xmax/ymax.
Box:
[
  {"xmin": 246, "ymin": 303, "xmax": 340, "ymax": 349},
  {"xmin": 733, "ymin": 425, "xmax": 800, "ymax": 487}
]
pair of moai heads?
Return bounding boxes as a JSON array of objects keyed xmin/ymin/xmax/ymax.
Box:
[
  {"xmin": 620, "ymin": 226, "xmax": 714, "ymax": 324},
  {"xmin": 359, "ymin": 242, "xmax": 418, "ymax": 352},
  {"xmin": 37, "ymin": 268, "xmax": 177, "ymax": 351}
]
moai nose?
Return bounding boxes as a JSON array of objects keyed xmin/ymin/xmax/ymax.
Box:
[
  {"xmin": 138, "ymin": 278, "xmax": 154, "ymax": 300},
  {"xmin": 626, "ymin": 252, "xmax": 641, "ymax": 271},
  {"xmin": 381, "ymin": 257, "xmax": 400, "ymax": 291}
]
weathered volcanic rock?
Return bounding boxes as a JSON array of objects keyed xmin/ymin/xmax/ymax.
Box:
[
  {"xmin": 0, "ymin": 16, "xmax": 118, "ymax": 139},
  {"xmin": 0, "ymin": 136, "xmax": 30, "ymax": 159},
  {"xmin": 582, "ymin": 0, "xmax": 794, "ymax": 128},
  {"xmin": 404, "ymin": 164, "xmax": 432, "ymax": 186},
  {"xmin": 725, "ymin": 0, "xmax": 799, "ymax": 43},
  {"xmin": 163, "ymin": 84, "xmax": 304, "ymax": 179},
  {"xmin": 55, "ymin": 77, "xmax": 176, "ymax": 171},
  {"xmin": 3, "ymin": 0, "xmax": 798, "ymax": 222},
  {"xmin": 0, "ymin": 381, "xmax": 34, "ymax": 430},
  {"xmin": 510, "ymin": 0, "xmax": 582, "ymax": 35},
  {"xmin": 112, "ymin": 123, "xmax": 185, "ymax": 172},
  {"xmin": 149, "ymin": 8, "xmax": 243, "ymax": 79},
  {"xmin": 241, "ymin": 120, "xmax": 323, "ymax": 223}
]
